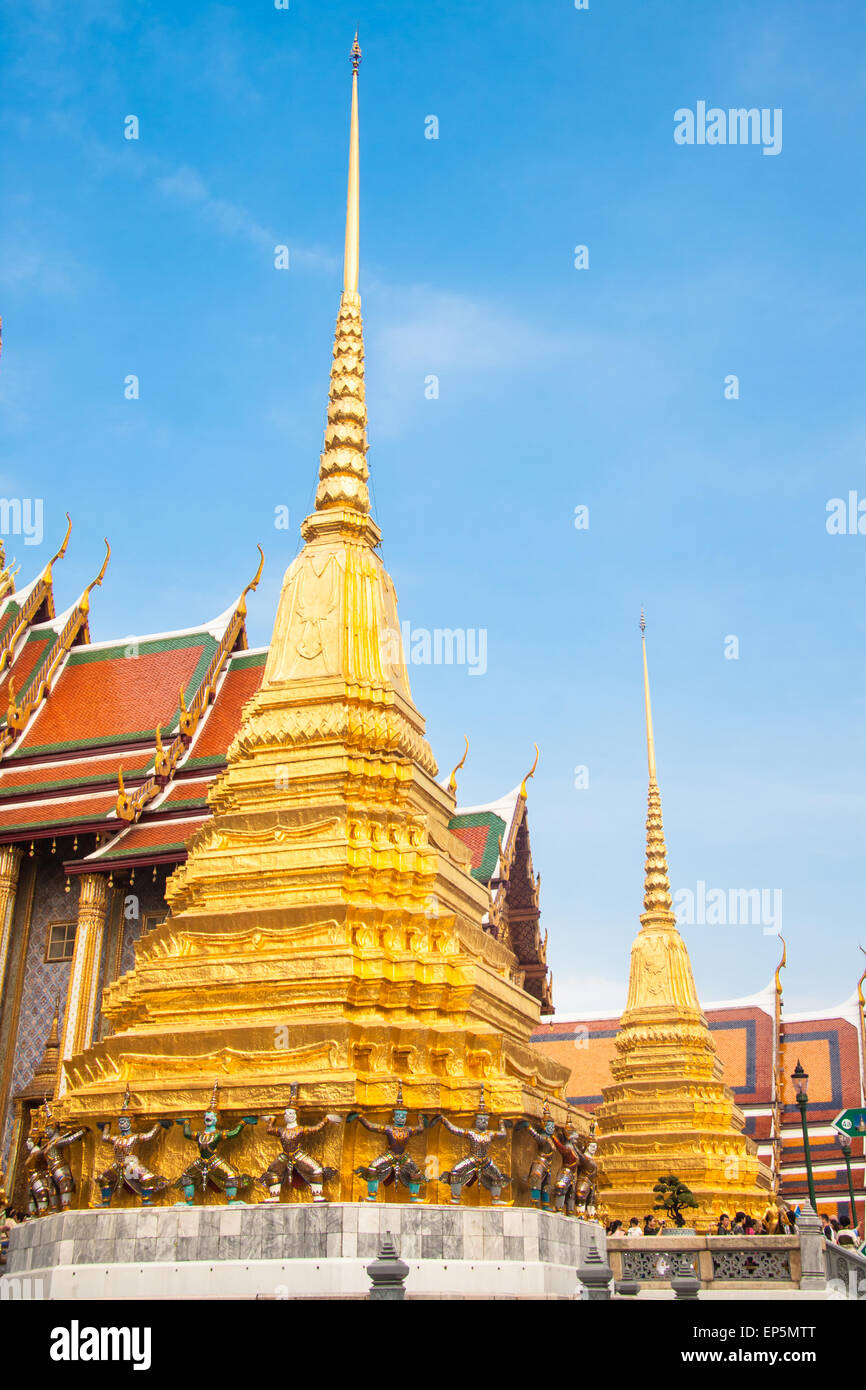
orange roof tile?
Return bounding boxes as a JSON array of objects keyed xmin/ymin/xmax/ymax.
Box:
[
  {"xmin": 0, "ymin": 628, "xmax": 56, "ymax": 715},
  {"xmin": 0, "ymin": 750, "xmax": 152, "ymax": 800},
  {"xmin": 89, "ymin": 816, "xmax": 207, "ymax": 862},
  {"xmin": 183, "ymin": 651, "xmax": 266, "ymax": 768},
  {"xmin": 0, "ymin": 791, "xmax": 116, "ymax": 833},
  {"xmin": 10, "ymin": 632, "xmax": 217, "ymax": 757},
  {"xmin": 157, "ymin": 777, "xmax": 214, "ymax": 811}
]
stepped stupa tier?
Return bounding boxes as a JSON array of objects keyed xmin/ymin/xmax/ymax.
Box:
[
  {"xmin": 593, "ymin": 616, "xmax": 772, "ymax": 1227},
  {"xmin": 50, "ymin": 38, "xmax": 577, "ymax": 1199}
]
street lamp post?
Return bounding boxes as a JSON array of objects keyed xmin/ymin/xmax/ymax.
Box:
[
  {"xmin": 791, "ymin": 1060, "xmax": 817, "ymax": 1210},
  {"xmin": 836, "ymin": 1133, "xmax": 858, "ymax": 1230}
]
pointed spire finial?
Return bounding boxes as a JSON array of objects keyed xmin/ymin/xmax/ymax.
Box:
[
  {"xmin": 639, "ymin": 616, "xmax": 673, "ymax": 920},
  {"xmin": 305, "ymin": 40, "xmax": 372, "ymax": 529},
  {"xmin": 640, "ymin": 610, "xmax": 656, "ymax": 783},
  {"xmin": 344, "ymin": 33, "xmax": 361, "ymax": 298}
]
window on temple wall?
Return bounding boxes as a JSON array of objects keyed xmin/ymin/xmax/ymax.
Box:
[
  {"xmin": 45, "ymin": 920, "xmax": 77, "ymax": 962},
  {"xmin": 142, "ymin": 911, "xmax": 164, "ymax": 937}
]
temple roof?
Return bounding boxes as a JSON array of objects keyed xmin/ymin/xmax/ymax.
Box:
[
  {"xmin": 447, "ymin": 785, "xmax": 521, "ymax": 883},
  {"xmin": 0, "ymin": 538, "xmax": 265, "ymax": 860},
  {"xmin": 6, "ymin": 615, "xmax": 230, "ymax": 759}
]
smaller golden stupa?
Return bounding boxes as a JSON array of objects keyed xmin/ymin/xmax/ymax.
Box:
[{"xmin": 594, "ymin": 615, "xmax": 772, "ymax": 1228}]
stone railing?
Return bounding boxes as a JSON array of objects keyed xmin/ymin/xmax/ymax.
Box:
[
  {"xmin": 607, "ymin": 1234, "xmax": 803, "ymax": 1290},
  {"xmin": 824, "ymin": 1240, "xmax": 866, "ymax": 1300}
]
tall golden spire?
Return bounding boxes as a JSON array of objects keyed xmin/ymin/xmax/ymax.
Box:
[
  {"xmin": 594, "ymin": 618, "xmax": 772, "ymax": 1227},
  {"xmin": 344, "ymin": 32, "xmax": 361, "ymax": 298},
  {"xmin": 311, "ymin": 32, "xmax": 371, "ymax": 523},
  {"xmin": 640, "ymin": 612, "xmax": 673, "ymax": 922}
]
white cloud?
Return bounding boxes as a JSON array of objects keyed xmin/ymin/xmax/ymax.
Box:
[{"xmin": 155, "ymin": 165, "xmax": 273, "ymax": 250}]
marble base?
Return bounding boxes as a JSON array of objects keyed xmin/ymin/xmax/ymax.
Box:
[{"xmin": 1, "ymin": 1202, "xmax": 605, "ymax": 1301}]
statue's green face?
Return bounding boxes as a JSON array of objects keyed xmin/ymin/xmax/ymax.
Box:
[
  {"xmin": 118, "ymin": 1117, "xmax": 132, "ymax": 1136},
  {"xmin": 393, "ymin": 1108, "xmax": 407, "ymax": 1126},
  {"xmin": 544, "ymin": 1120, "xmax": 555, "ymax": 1135},
  {"xmin": 203, "ymin": 1111, "xmax": 217, "ymax": 1130},
  {"xmin": 475, "ymin": 1114, "xmax": 489, "ymax": 1131}
]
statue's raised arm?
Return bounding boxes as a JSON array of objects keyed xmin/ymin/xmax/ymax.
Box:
[
  {"xmin": 438, "ymin": 1114, "xmax": 465, "ymax": 1137},
  {"xmin": 347, "ymin": 1112, "xmax": 386, "ymax": 1135}
]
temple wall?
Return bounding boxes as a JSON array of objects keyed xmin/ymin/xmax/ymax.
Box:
[
  {"xmin": 0, "ymin": 853, "xmax": 71, "ymax": 1164},
  {"xmin": 0, "ymin": 859, "xmax": 172, "ymax": 1166}
]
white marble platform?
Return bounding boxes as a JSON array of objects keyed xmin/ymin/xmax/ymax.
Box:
[{"xmin": 1, "ymin": 1202, "xmax": 605, "ymax": 1300}]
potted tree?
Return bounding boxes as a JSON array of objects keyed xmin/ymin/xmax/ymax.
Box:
[{"xmin": 652, "ymin": 1174, "xmax": 699, "ymax": 1229}]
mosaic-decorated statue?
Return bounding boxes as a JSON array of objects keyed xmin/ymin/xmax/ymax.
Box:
[
  {"xmin": 348, "ymin": 1081, "xmax": 427, "ymax": 1203},
  {"xmin": 24, "ymin": 1133, "xmax": 54, "ymax": 1216},
  {"xmin": 435, "ymin": 1086, "xmax": 512, "ymax": 1206},
  {"xmin": 175, "ymin": 1082, "xmax": 256, "ymax": 1206},
  {"xmin": 260, "ymin": 1085, "xmax": 341, "ymax": 1203},
  {"xmin": 95, "ymin": 1086, "xmax": 172, "ymax": 1207},
  {"xmin": 515, "ymin": 1100, "xmax": 557, "ymax": 1209},
  {"xmin": 41, "ymin": 1101, "xmax": 89, "ymax": 1211},
  {"xmin": 552, "ymin": 1122, "xmax": 597, "ymax": 1216}
]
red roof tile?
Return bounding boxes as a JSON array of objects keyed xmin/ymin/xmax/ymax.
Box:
[{"xmin": 447, "ymin": 810, "xmax": 506, "ymax": 882}]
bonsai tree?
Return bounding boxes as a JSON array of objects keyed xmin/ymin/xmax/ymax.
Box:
[{"xmin": 652, "ymin": 1174, "xmax": 699, "ymax": 1227}]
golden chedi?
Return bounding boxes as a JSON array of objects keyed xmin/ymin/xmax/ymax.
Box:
[
  {"xmin": 594, "ymin": 616, "xmax": 772, "ymax": 1228},
  {"xmin": 54, "ymin": 37, "xmax": 577, "ymax": 1204}
]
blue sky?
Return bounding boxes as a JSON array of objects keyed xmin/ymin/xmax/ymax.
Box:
[{"xmin": 1, "ymin": 0, "xmax": 864, "ymax": 1015}]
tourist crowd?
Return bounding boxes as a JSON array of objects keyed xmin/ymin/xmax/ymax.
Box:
[{"xmin": 606, "ymin": 1209, "xmax": 862, "ymax": 1243}]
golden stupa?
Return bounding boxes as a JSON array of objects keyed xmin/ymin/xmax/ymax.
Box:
[
  {"xmin": 55, "ymin": 38, "xmax": 578, "ymax": 1203},
  {"xmin": 594, "ymin": 616, "xmax": 772, "ymax": 1227}
]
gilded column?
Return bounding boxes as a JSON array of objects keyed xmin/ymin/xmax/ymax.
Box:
[
  {"xmin": 0, "ymin": 843, "xmax": 23, "ymax": 1000},
  {"xmin": 57, "ymin": 873, "xmax": 109, "ymax": 1097}
]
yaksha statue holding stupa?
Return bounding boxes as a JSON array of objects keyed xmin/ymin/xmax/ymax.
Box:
[
  {"xmin": 95, "ymin": 1085, "xmax": 171, "ymax": 1207},
  {"xmin": 260, "ymin": 1085, "xmax": 341, "ymax": 1203},
  {"xmin": 49, "ymin": 35, "xmax": 587, "ymax": 1206},
  {"xmin": 348, "ymin": 1081, "xmax": 428, "ymax": 1203}
]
